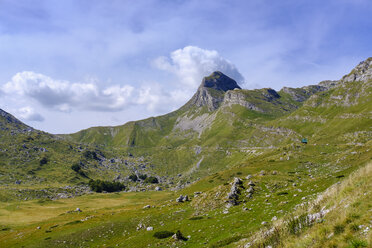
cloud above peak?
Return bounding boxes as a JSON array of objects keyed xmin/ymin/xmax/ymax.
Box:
[{"xmin": 153, "ymin": 46, "xmax": 244, "ymax": 88}]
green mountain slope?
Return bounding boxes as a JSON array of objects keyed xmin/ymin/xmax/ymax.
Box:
[{"xmin": 0, "ymin": 57, "xmax": 371, "ymax": 248}]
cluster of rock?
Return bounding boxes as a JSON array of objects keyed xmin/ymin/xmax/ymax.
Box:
[
  {"xmin": 176, "ymin": 195, "xmax": 189, "ymax": 202},
  {"xmin": 226, "ymin": 177, "xmax": 243, "ymax": 205},
  {"xmin": 342, "ymin": 57, "xmax": 372, "ymax": 83}
]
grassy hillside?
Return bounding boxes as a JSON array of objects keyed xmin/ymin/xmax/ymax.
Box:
[{"xmin": 0, "ymin": 59, "xmax": 371, "ymax": 247}]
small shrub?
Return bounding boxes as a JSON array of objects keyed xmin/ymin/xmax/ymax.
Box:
[
  {"xmin": 349, "ymin": 224, "xmax": 360, "ymax": 232},
  {"xmin": 71, "ymin": 163, "xmax": 88, "ymax": 178},
  {"xmin": 349, "ymin": 239, "xmax": 368, "ymax": 248},
  {"xmin": 129, "ymin": 174, "xmax": 138, "ymax": 182},
  {"xmin": 71, "ymin": 163, "xmax": 81, "ymax": 172},
  {"xmin": 40, "ymin": 157, "xmax": 48, "ymax": 166},
  {"xmin": 144, "ymin": 176, "xmax": 158, "ymax": 184},
  {"xmin": 83, "ymin": 151, "xmax": 99, "ymax": 160},
  {"xmin": 189, "ymin": 216, "xmax": 203, "ymax": 220},
  {"xmin": 153, "ymin": 231, "xmax": 174, "ymax": 239},
  {"xmin": 236, "ymin": 172, "xmax": 242, "ymax": 175},
  {"xmin": 333, "ymin": 224, "xmax": 345, "ymax": 235},
  {"xmin": 88, "ymin": 179, "xmax": 125, "ymax": 193},
  {"xmin": 208, "ymin": 179, "xmax": 214, "ymax": 183},
  {"xmin": 138, "ymin": 174, "xmax": 147, "ymax": 180},
  {"xmin": 277, "ymin": 191, "xmax": 288, "ymax": 195}
]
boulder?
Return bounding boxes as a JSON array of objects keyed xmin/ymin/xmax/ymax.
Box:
[{"xmin": 176, "ymin": 195, "xmax": 189, "ymax": 203}]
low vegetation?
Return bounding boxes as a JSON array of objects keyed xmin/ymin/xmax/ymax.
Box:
[{"xmin": 88, "ymin": 179, "xmax": 125, "ymax": 192}]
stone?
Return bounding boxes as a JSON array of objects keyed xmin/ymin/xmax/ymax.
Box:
[
  {"xmin": 176, "ymin": 195, "xmax": 189, "ymax": 203},
  {"xmin": 246, "ymin": 187, "xmax": 254, "ymax": 193},
  {"xmin": 233, "ymin": 177, "xmax": 242, "ymax": 185},
  {"xmin": 245, "ymin": 175, "xmax": 252, "ymax": 180},
  {"xmin": 155, "ymin": 186, "xmax": 162, "ymax": 191},
  {"xmin": 146, "ymin": 226, "xmax": 153, "ymax": 231},
  {"xmin": 143, "ymin": 205, "xmax": 151, "ymax": 209},
  {"xmin": 75, "ymin": 208, "xmax": 82, "ymax": 212}
]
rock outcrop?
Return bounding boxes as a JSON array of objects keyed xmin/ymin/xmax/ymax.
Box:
[
  {"xmin": 342, "ymin": 57, "xmax": 372, "ymax": 83},
  {"xmin": 186, "ymin": 71, "xmax": 241, "ymax": 111}
]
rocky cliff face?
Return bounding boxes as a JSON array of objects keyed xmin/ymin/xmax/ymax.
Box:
[
  {"xmin": 342, "ymin": 57, "xmax": 372, "ymax": 83},
  {"xmin": 222, "ymin": 90, "xmax": 263, "ymax": 112},
  {"xmin": 186, "ymin": 71, "xmax": 241, "ymax": 111}
]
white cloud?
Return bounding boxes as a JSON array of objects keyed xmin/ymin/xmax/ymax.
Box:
[
  {"xmin": 17, "ymin": 106, "xmax": 44, "ymax": 122},
  {"xmin": 1, "ymin": 71, "xmax": 185, "ymax": 115},
  {"xmin": 2, "ymin": 71, "xmax": 135, "ymax": 112},
  {"xmin": 153, "ymin": 46, "xmax": 244, "ymax": 88}
]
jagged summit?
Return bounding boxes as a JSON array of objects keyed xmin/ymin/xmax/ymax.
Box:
[
  {"xmin": 185, "ymin": 71, "xmax": 241, "ymax": 111},
  {"xmin": 200, "ymin": 71, "xmax": 241, "ymax": 92}
]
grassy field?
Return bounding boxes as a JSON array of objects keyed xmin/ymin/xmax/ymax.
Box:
[{"xmin": 0, "ymin": 139, "xmax": 370, "ymax": 247}]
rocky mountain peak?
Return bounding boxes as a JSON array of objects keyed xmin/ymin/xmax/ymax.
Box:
[
  {"xmin": 184, "ymin": 72, "xmax": 242, "ymax": 111},
  {"xmin": 200, "ymin": 71, "xmax": 241, "ymax": 92}
]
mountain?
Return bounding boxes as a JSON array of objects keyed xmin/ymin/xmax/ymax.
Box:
[
  {"xmin": 63, "ymin": 69, "xmax": 343, "ymax": 182},
  {"xmin": 0, "ymin": 58, "xmax": 371, "ymax": 248}
]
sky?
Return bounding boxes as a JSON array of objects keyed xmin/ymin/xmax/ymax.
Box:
[{"xmin": 0, "ymin": 0, "xmax": 371, "ymax": 134}]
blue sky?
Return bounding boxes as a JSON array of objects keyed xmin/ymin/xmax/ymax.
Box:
[{"xmin": 0, "ymin": 0, "xmax": 371, "ymax": 133}]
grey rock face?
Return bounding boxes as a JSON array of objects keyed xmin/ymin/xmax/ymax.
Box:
[
  {"xmin": 223, "ymin": 91, "xmax": 263, "ymax": 112},
  {"xmin": 281, "ymin": 84, "xmax": 330, "ymax": 102},
  {"xmin": 186, "ymin": 71, "xmax": 241, "ymax": 111},
  {"xmin": 201, "ymin": 71, "xmax": 241, "ymax": 91},
  {"xmin": 342, "ymin": 57, "xmax": 372, "ymax": 83}
]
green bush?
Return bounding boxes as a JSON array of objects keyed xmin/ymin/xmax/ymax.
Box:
[
  {"xmin": 153, "ymin": 231, "xmax": 174, "ymax": 239},
  {"xmin": 349, "ymin": 239, "xmax": 368, "ymax": 248},
  {"xmin": 83, "ymin": 151, "xmax": 99, "ymax": 160},
  {"xmin": 129, "ymin": 174, "xmax": 138, "ymax": 182},
  {"xmin": 88, "ymin": 179, "xmax": 125, "ymax": 193},
  {"xmin": 333, "ymin": 224, "xmax": 345, "ymax": 235},
  {"xmin": 189, "ymin": 216, "xmax": 203, "ymax": 220},
  {"xmin": 39, "ymin": 157, "xmax": 48, "ymax": 166},
  {"xmin": 71, "ymin": 163, "xmax": 81, "ymax": 172},
  {"xmin": 138, "ymin": 174, "xmax": 147, "ymax": 180},
  {"xmin": 144, "ymin": 176, "xmax": 158, "ymax": 184},
  {"xmin": 71, "ymin": 163, "xmax": 88, "ymax": 178}
]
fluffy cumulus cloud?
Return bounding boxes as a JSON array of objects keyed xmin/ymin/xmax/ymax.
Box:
[
  {"xmin": 17, "ymin": 106, "xmax": 44, "ymax": 122},
  {"xmin": 2, "ymin": 71, "xmax": 135, "ymax": 112},
  {"xmin": 1, "ymin": 71, "xmax": 188, "ymax": 115},
  {"xmin": 153, "ymin": 46, "xmax": 245, "ymax": 88}
]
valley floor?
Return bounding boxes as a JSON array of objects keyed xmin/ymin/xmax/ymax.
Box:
[{"xmin": 0, "ymin": 143, "xmax": 371, "ymax": 248}]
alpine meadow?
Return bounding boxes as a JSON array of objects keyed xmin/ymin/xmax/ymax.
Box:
[{"xmin": 0, "ymin": 58, "xmax": 371, "ymax": 247}]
